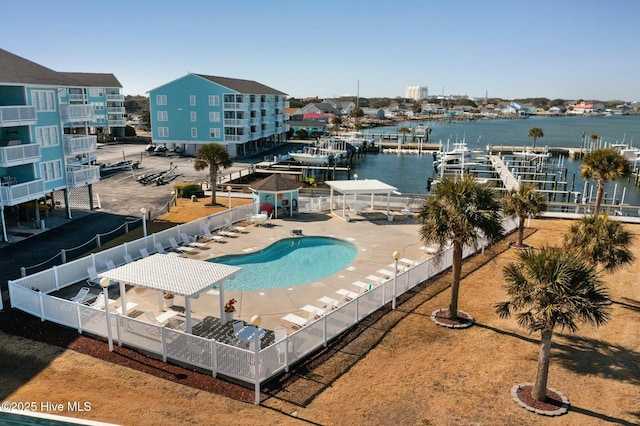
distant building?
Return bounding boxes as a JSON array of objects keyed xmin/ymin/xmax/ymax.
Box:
[
  {"xmin": 148, "ymin": 74, "xmax": 289, "ymax": 157},
  {"xmin": 405, "ymin": 85, "xmax": 428, "ymax": 101},
  {"xmin": 0, "ymin": 48, "xmax": 125, "ymax": 239},
  {"xmin": 361, "ymin": 108, "xmax": 385, "ymax": 119},
  {"xmin": 570, "ymin": 101, "xmax": 604, "ymax": 115}
]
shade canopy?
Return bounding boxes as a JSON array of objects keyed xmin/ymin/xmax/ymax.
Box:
[
  {"xmin": 98, "ymin": 254, "xmax": 241, "ymax": 297},
  {"xmin": 325, "ymin": 179, "xmax": 398, "ymax": 195}
]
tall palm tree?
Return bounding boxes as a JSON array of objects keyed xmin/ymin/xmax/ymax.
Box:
[
  {"xmin": 528, "ymin": 127, "xmax": 544, "ymax": 148},
  {"xmin": 580, "ymin": 148, "xmax": 629, "ymax": 217},
  {"xmin": 193, "ymin": 143, "xmax": 233, "ymax": 206},
  {"xmin": 418, "ymin": 175, "xmax": 504, "ymax": 320},
  {"xmin": 589, "ymin": 133, "xmax": 599, "ymax": 150},
  {"xmin": 496, "ymin": 246, "xmax": 610, "ymax": 402},
  {"xmin": 563, "ymin": 214, "xmax": 634, "ymax": 272},
  {"xmin": 398, "ymin": 127, "xmax": 411, "ymax": 145},
  {"xmin": 501, "ymin": 184, "xmax": 547, "ymax": 247}
]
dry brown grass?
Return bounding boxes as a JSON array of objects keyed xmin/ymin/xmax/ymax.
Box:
[{"xmin": 1, "ymin": 216, "xmax": 638, "ymax": 425}]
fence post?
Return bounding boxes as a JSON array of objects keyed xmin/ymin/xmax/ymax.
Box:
[
  {"xmin": 116, "ymin": 315, "xmax": 122, "ymax": 346},
  {"xmin": 96, "ymin": 233, "xmax": 101, "ymax": 248},
  {"xmin": 38, "ymin": 291, "xmax": 45, "ymax": 322},
  {"xmin": 61, "ymin": 249, "xmax": 66, "ymax": 264},
  {"xmin": 211, "ymin": 340, "xmax": 217, "ymax": 378},
  {"xmin": 20, "ymin": 267, "xmax": 26, "ymax": 277},
  {"xmin": 162, "ymin": 327, "xmax": 167, "ymax": 362}
]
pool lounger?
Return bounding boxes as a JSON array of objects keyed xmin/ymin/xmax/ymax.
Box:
[{"xmin": 282, "ymin": 313, "xmax": 310, "ymax": 328}]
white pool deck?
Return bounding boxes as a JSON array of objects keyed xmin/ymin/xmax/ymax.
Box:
[{"xmin": 106, "ymin": 211, "xmax": 431, "ymax": 333}]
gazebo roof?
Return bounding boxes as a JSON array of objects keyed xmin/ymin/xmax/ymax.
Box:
[
  {"xmin": 98, "ymin": 254, "xmax": 241, "ymax": 297},
  {"xmin": 250, "ymin": 174, "xmax": 301, "ymax": 192},
  {"xmin": 325, "ymin": 179, "xmax": 398, "ymax": 194}
]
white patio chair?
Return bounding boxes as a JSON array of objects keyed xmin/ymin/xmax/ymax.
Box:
[
  {"xmin": 123, "ymin": 254, "xmax": 134, "ymax": 264},
  {"xmin": 139, "ymin": 248, "xmax": 150, "ymax": 258},
  {"xmin": 168, "ymin": 237, "xmax": 196, "ymax": 253},
  {"xmin": 180, "ymin": 232, "xmax": 207, "ymax": 248},
  {"xmin": 224, "ymin": 218, "xmax": 246, "ymax": 232},
  {"xmin": 71, "ymin": 287, "xmax": 91, "ymax": 303}
]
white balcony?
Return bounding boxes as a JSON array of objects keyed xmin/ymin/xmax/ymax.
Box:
[
  {"xmin": 66, "ymin": 165, "xmax": 100, "ymax": 188},
  {"xmin": 63, "ymin": 135, "xmax": 97, "ymax": 156},
  {"xmin": 106, "ymin": 94, "xmax": 125, "ymax": 101},
  {"xmin": 60, "ymin": 104, "xmax": 95, "ymax": 122},
  {"xmin": 0, "ymin": 106, "xmax": 37, "ymax": 127},
  {"xmin": 224, "ymin": 118, "xmax": 249, "ymax": 127},
  {"xmin": 251, "ymin": 117, "xmax": 261, "ymax": 125},
  {"xmin": 0, "ymin": 143, "xmax": 41, "ymax": 167},
  {"xmin": 224, "ymin": 134, "xmax": 251, "ymax": 143},
  {"xmin": 0, "ymin": 179, "xmax": 45, "ymax": 206},
  {"xmin": 107, "ymin": 106, "xmax": 126, "ymax": 114},
  {"xmin": 223, "ymin": 102, "xmax": 249, "ymax": 111},
  {"xmin": 67, "ymin": 94, "xmax": 85, "ymax": 102},
  {"xmin": 107, "ymin": 119, "xmax": 126, "ymax": 127}
]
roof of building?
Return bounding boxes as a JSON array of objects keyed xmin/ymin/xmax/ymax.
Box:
[
  {"xmin": 251, "ymin": 174, "xmax": 301, "ymax": 192},
  {"xmin": 195, "ymin": 74, "xmax": 287, "ymax": 96},
  {"xmin": 0, "ymin": 48, "xmax": 122, "ymax": 88},
  {"xmin": 59, "ymin": 72, "xmax": 122, "ymax": 88},
  {"xmin": 0, "ymin": 48, "xmax": 69, "ymax": 86}
]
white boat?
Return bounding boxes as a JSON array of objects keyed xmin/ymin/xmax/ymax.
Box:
[
  {"xmin": 333, "ymin": 131, "xmax": 373, "ymax": 150},
  {"xmin": 289, "ymin": 146, "xmax": 332, "ymax": 165},
  {"xmin": 512, "ymin": 148, "xmax": 551, "ymax": 161},
  {"xmin": 433, "ymin": 141, "xmax": 486, "ymax": 175}
]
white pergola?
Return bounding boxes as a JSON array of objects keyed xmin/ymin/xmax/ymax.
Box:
[
  {"xmin": 325, "ymin": 179, "xmax": 399, "ymax": 221},
  {"xmin": 98, "ymin": 254, "xmax": 241, "ymax": 333}
]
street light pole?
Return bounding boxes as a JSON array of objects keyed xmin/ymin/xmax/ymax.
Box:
[
  {"xmin": 100, "ymin": 277, "xmax": 113, "ymax": 352},
  {"xmin": 392, "ymin": 250, "xmax": 400, "ymax": 310},
  {"xmin": 140, "ymin": 208, "xmax": 147, "ymax": 237},
  {"xmin": 227, "ymin": 185, "xmax": 232, "ymax": 210}
]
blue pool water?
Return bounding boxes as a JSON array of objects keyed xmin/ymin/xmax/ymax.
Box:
[{"xmin": 210, "ymin": 236, "xmax": 358, "ymax": 291}]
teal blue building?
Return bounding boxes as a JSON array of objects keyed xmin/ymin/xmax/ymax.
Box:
[
  {"xmin": 148, "ymin": 74, "xmax": 289, "ymax": 158},
  {"xmin": 0, "ymin": 49, "xmax": 125, "ymax": 241}
]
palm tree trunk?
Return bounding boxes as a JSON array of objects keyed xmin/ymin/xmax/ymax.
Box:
[
  {"xmin": 532, "ymin": 328, "xmax": 553, "ymax": 401},
  {"xmin": 448, "ymin": 241, "xmax": 463, "ymax": 319},
  {"xmin": 532, "ymin": 137, "xmax": 536, "ymax": 148},
  {"xmin": 594, "ymin": 182, "xmax": 604, "ymax": 217},
  {"xmin": 517, "ymin": 219, "xmax": 525, "ymax": 246},
  {"xmin": 210, "ymin": 169, "xmax": 217, "ymax": 205}
]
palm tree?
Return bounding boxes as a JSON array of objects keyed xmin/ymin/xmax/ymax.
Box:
[
  {"xmin": 496, "ymin": 246, "xmax": 610, "ymax": 402},
  {"xmin": 193, "ymin": 143, "xmax": 233, "ymax": 206},
  {"xmin": 398, "ymin": 127, "xmax": 411, "ymax": 145},
  {"xmin": 589, "ymin": 133, "xmax": 599, "ymax": 150},
  {"xmin": 528, "ymin": 127, "xmax": 544, "ymax": 148},
  {"xmin": 563, "ymin": 214, "xmax": 634, "ymax": 272},
  {"xmin": 418, "ymin": 175, "xmax": 504, "ymax": 321},
  {"xmin": 501, "ymin": 184, "xmax": 547, "ymax": 248},
  {"xmin": 580, "ymin": 148, "xmax": 630, "ymax": 217}
]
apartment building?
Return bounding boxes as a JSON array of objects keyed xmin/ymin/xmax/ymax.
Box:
[
  {"xmin": 148, "ymin": 73, "xmax": 289, "ymax": 157},
  {"xmin": 0, "ymin": 48, "xmax": 125, "ymax": 241}
]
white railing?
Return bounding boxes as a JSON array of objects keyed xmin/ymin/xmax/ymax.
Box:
[
  {"xmin": 66, "ymin": 165, "xmax": 101, "ymax": 187},
  {"xmin": 60, "ymin": 104, "xmax": 94, "ymax": 122},
  {"xmin": 224, "ymin": 118, "xmax": 249, "ymax": 127},
  {"xmin": 107, "ymin": 107, "xmax": 126, "ymax": 114},
  {"xmin": 63, "ymin": 135, "xmax": 97, "ymax": 156},
  {"xmin": 0, "ymin": 105, "xmax": 37, "ymax": 127},
  {"xmin": 0, "ymin": 179, "xmax": 45, "ymax": 206},
  {"xmin": 0, "ymin": 143, "xmax": 41, "ymax": 167},
  {"xmin": 107, "ymin": 119, "xmax": 126, "ymax": 127},
  {"xmin": 223, "ymin": 102, "xmax": 249, "ymax": 111},
  {"xmin": 106, "ymin": 94, "xmax": 125, "ymax": 101},
  {"xmin": 224, "ymin": 134, "xmax": 250, "ymax": 143},
  {"xmin": 7, "ymin": 203, "xmax": 517, "ymax": 403}
]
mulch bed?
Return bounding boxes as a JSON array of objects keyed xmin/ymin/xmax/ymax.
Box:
[
  {"xmin": 515, "ymin": 385, "xmax": 569, "ymax": 414},
  {"xmin": 431, "ymin": 309, "xmax": 474, "ymax": 328}
]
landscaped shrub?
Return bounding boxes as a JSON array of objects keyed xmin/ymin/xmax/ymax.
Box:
[{"xmin": 174, "ymin": 182, "xmax": 204, "ymax": 198}]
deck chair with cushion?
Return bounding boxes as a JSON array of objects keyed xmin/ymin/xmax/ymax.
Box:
[
  {"xmin": 200, "ymin": 225, "xmax": 225, "ymax": 243},
  {"xmin": 168, "ymin": 237, "xmax": 196, "ymax": 254}
]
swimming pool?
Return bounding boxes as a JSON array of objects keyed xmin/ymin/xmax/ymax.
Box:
[{"xmin": 210, "ymin": 236, "xmax": 358, "ymax": 291}]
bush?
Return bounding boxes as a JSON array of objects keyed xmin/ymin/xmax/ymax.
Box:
[
  {"xmin": 124, "ymin": 125, "xmax": 137, "ymax": 137},
  {"xmin": 174, "ymin": 182, "xmax": 204, "ymax": 198}
]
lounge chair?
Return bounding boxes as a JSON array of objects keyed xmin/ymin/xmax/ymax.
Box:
[
  {"xmin": 218, "ymin": 230, "xmax": 238, "ymax": 238},
  {"xmin": 318, "ymin": 295, "xmax": 340, "ymax": 309},
  {"xmin": 281, "ymin": 313, "xmax": 311, "ymax": 329},
  {"xmin": 377, "ymin": 269, "xmax": 396, "ymax": 278},
  {"xmin": 352, "ymin": 281, "xmax": 375, "ymax": 293},
  {"xmin": 180, "ymin": 232, "xmax": 207, "ymax": 248},
  {"xmin": 123, "ymin": 254, "xmax": 134, "ymax": 264},
  {"xmin": 104, "ymin": 260, "xmax": 117, "ymax": 270},
  {"xmin": 154, "ymin": 242, "xmax": 179, "ymax": 256},
  {"xmin": 224, "ymin": 218, "xmax": 246, "ymax": 233},
  {"xmin": 300, "ymin": 304, "xmax": 325, "ymax": 318},
  {"xmin": 145, "ymin": 310, "xmax": 179, "ymax": 326},
  {"xmin": 87, "ymin": 266, "xmax": 117, "ymax": 287},
  {"xmin": 168, "ymin": 237, "xmax": 196, "ymax": 253},
  {"xmin": 336, "ymin": 288, "xmax": 358, "ymax": 301},
  {"xmin": 71, "ymin": 287, "xmax": 91, "ymax": 303},
  {"xmin": 139, "ymin": 248, "xmax": 151, "ymax": 258},
  {"xmin": 200, "ymin": 226, "xmax": 225, "ymax": 243}
]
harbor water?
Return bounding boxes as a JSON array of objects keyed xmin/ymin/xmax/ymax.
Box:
[{"xmin": 352, "ymin": 115, "xmax": 640, "ymax": 206}]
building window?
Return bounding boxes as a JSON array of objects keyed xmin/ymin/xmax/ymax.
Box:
[
  {"xmin": 32, "ymin": 90, "xmax": 56, "ymax": 112},
  {"xmin": 89, "ymin": 88, "xmax": 104, "ymax": 97},
  {"xmin": 191, "ymin": 127, "xmax": 197, "ymax": 138},
  {"xmin": 40, "ymin": 160, "xmax": 62, "ymax": 182},
  {"xmin": 190, "ymin": 95, "xmax": 196, "ymax": 106},
  {"xmin": 95, "ymin": 115, "xmax": 106, "ymax": 123},
  {"xmin": 208, "ymin": 95, "xmax": 219, "ymax": 106},
  {"xmin": 35, "ymin": 126, "xmax": 59, "ymax": 147},
  {"xmin": 209, "ymin": 128, "xmax": 220, "ymax": 138},
  {"xmin": 158, "ymin": 127, "xmax": 169, "ymax": 137},
  {"xmin": 157, "ymin": 111, "xmax": 168, "ymax": 121},
  {"xmin": 209, "ymin": 111, "xmax": 220, "ymax": 122},
  {"xmin": 156, "ymin": 94, "xmax": 167, "ymax": 105},
  {"xmin": 92, "ymin": 102, "xmax": 105, "ymax": 111},
  {"xmin": 190, "ymin": 111, "xmax": 197, "ymax": 122}
]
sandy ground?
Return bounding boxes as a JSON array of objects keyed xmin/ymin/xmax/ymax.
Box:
[{"xmin": 1, "ymin": 213, "xmax": 638, "ymax": 425}]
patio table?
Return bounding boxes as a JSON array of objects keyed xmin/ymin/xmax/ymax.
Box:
[{"xmin": 235, "ymin": 326, "xmax": 266, "ymax": 341}]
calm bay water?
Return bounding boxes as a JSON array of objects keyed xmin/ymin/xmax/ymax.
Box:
[{"xmin": 353, "ymin": 115, "xmax": 640, "ymax": 206}]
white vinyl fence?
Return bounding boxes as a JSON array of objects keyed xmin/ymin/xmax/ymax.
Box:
[{"xmin": 8, "ymin": 202, "xmax": 516, "ymax": 404}]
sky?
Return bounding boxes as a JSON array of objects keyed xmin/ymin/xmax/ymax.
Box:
[{"xmin": 3, "ymin": 0, "xmax": 640, "ymax": 102}]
